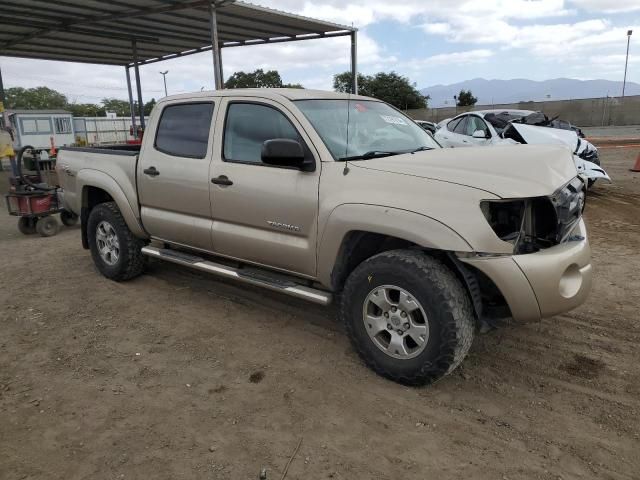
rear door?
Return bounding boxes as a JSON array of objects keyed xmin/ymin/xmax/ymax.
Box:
[
  {"xmin": 209, "ymin": 97, "xmax": 320, "ymax": 277},
  {"xmin": 137, "ymin": 100, "xmax": 216, "ymax": 251},
  {"xmin": 436, "ymin": 115, "xmax": 468, "ymax": 147}
]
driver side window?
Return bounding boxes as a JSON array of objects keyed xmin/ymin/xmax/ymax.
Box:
[{"xmin": 223, "ymin": 102, "xmax": 303, "ymax": 164}]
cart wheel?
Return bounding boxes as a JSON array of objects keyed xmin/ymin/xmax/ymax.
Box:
[
  {"xmin": 60, "ymin": 210, "xmax": 79, "ymax": 227},
  {"xmin": 36, "ymin": 216, "xmax": 60, "ymax": 237},
  {"xmin": 18, "ymin": 217, "xmax": 37, "ymax": 235}
]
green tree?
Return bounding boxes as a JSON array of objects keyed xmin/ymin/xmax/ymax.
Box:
[
  {"xmin": 333, "ymin": 71, "xmax": 428, "ymax": 110},
  {"xmin": 333, "ymin": 72, "xmax": 368, "ymax": 94},
  {"xmin": 144, "ymin": 98, "xmax": 156, "ymax": 115},
  {"xmin": 224, "ymin": 69, "xmax": 303, "ymax": 89},
  {"xmin": 67, "ymin": 102, "xmax": 106, "ymax": 117},
  {"xmin": 456, "ymin": 89, "xmax": 478, "ymax": 107},
  {"xmin": 101, "ymin": 98, "xmax": 131, "ymax": 116},
  {"xmin": 225, "ymin": 69, "xmax": 283, "ymax": 88},
  {"xmin": 5, "ymin": 86, "xmax": 68, "ymax": 110}
]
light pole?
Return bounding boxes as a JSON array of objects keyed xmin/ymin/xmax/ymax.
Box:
[
  {"xmin": 622, "ymin": 30, "xmax": 633, "ymax": 98},
  {"xmin": 159, "ymin": 70, "xmax": 169, "ymax": 97}
]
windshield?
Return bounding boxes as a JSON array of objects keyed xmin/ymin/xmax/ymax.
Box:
[{"xmin": 296, "ymin": 99, "xmax": 439, "ymax": 160}]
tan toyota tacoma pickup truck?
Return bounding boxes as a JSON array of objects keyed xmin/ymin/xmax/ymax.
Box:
[{"xmin": 57, "ymin": 89, "xmax": 592, "ymax": 385}]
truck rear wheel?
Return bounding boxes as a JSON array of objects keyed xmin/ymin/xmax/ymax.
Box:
[
  {"xmin": 87, "ymin": 202, "xmax": 145, "ymax": 281},
  {"xmin": 340, "ymin": 250, "xmax": 474, "ymax": 386}
]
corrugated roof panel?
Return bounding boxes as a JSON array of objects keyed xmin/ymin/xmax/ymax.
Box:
[{"xmin": 0, "ymin": 0, "xmax": 354, "ymax": 66}]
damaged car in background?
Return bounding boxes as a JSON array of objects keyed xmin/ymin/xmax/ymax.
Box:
[{"xmin": 435, "ymin": 109, "xmax": 609, "ymax": 187}]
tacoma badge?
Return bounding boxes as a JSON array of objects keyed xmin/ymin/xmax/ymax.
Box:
[{"xmin": 267, "ymin": 220, "xmax": 300, "ymax": 232}]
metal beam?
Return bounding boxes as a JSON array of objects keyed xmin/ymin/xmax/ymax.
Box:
[
  {"xmin": 209, "ymin": 3, "xmax": 223, "ymax": 90},
  {"xmin": 132, "ymin": 40, "xmax": 145, "ymax": 130},
  {"xmin": 23, "ymin": 37, "xmax": 169, "ymax": 57},
  {"xmin": 125, "ymin": 66, "xmax": 137, "ymax": 139},
  {"xmin": 0, "ymin": 52, "xmax": 124, "ymax": 66},
  {"xmin": 351, "ymin": 31, "xmax": 358, "ymax": 94},
  {"xmin": 3, "ymin": 48, "xmax": 130, "ymax": 65},
  {"xmin": 128, "ymin": 30, "xmax": 353, "ymax": 67},
  {"xmin": 0, "ymin": 16, "xmax": 160, "ymax": 48},
  {"xmin": 0, "ymin": 64, "xmax": 10, "ymax": 132},
  {"xmin": 221, "ymin": 30, "xmax": 352, "ymax": 47}
]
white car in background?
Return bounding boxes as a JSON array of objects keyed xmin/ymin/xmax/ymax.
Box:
[{"xmin": 435, "ymin": 110, "xmax": 609, "ymax": 186}]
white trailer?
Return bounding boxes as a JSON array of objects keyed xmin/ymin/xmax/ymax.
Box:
[{"xmin": 8, "ymin": 109, "xmax": 75, "ymax": 151}]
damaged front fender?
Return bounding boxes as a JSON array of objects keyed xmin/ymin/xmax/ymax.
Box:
[{"xmin": 574, "ymin": 156, "xmax": 611, "ymax": 185}]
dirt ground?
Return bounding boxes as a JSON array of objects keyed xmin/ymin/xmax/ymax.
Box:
[{"xmin": 1, "ymin": 148, "xmax": 639, "ymax": 480}]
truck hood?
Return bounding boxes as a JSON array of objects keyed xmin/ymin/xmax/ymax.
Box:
[{"xmin": 352, "ymin": 144, "xmax": 578, "ymax": 198}]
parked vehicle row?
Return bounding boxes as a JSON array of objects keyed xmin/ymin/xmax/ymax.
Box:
[
  {"xmin": 57, "ymin": 90, "xmax": 592, "ymax": 386},
  {"xmin": 434, "ymin": 110, "xmax": 609, "ymax": 186}
]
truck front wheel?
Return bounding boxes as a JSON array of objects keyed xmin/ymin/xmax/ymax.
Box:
[
  {"xmin": 87, "ymin": 202, "xmax": 145, "ymax": 281},
  {"xmin": 340, "ymin": 250, "xmax": 474, "ymax": 386}
]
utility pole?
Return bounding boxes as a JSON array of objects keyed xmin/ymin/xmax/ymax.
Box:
[
  {"xmin": 160, "ymin": 70, "xmax": 169, "ymax": 97},
  {"xmin": 622, "ymin": 30, "xmax": 633, "ymax": 98}
]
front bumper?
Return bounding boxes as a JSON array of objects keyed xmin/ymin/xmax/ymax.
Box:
[{"xmin": 459, "ymin": 219, "xmax": 592, "ymax": 323}]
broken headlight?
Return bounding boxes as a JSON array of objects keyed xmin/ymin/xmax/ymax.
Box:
[{"xmin": 481, "ymin": 177, "xmax": 585, "ymax": 254}]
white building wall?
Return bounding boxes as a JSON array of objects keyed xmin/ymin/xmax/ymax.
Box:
[{"xmin": 74, "ymin": 116, "xmax": 149, "ymax": 145}]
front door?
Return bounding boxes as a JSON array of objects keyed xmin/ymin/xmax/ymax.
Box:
[
  {"xmin": 209, "ymin": 98, "xmax": 320, "ymax": 277},
  {"xmin": 137, "ymin": 100, "xmax": 216, "ymax": 251}
]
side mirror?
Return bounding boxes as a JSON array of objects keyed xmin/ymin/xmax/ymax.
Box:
[
  {"xmin": 261, "ymin": 138, "xmax": 310, "ymax": 170},
  {"xmin": 472, "ymin": 129, "xmax": 488, "ymax": 139}
]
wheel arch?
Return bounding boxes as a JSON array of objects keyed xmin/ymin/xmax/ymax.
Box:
[
  {"xmin": 77, "ymin": 171, "xmax": 147, "ymax": 249},
  {"xmin": 318, "ymin": 204, "xmax": 473, "ymax": 290}
]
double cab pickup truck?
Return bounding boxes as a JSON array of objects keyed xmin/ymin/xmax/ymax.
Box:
[{"xmin": 57, "ymin": 89, "xmax": 592, "ymax": 385}]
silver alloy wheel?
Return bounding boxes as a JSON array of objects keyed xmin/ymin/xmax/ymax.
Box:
[
  {"xmin": 95, "ymin": 220, "xmax": 120, "ymax": 266},
  {"xmin": 362, "ymin": 285, "xmax": 429, "ymax": 360}
]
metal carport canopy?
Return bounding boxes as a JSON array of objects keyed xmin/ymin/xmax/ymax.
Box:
[{"xmin": 0, "ymin": 0, "xmax": 358, "ymax": 133}]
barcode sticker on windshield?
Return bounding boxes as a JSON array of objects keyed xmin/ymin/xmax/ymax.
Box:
[{"xmin": 380, "ymin": 115, "xmax": 407, "ymax": 126}]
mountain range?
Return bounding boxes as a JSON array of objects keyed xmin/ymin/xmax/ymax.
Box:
[{"xmin": 421, "ymin": 78, "xmax": 640, "ymax": 107}]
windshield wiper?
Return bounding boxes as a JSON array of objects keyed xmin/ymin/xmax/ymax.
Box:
[
  {"xmin": 409, "ymin": 146, "xmax": 434, "ymax": 153},
  {"xmin": 339, "ymin": 150, "xmax": 400, "ymax": 161}
]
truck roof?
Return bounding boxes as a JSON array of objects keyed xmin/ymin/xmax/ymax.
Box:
[{"xmin": 157, "ymin": 88, "xmax": 377, "ymax": 104}]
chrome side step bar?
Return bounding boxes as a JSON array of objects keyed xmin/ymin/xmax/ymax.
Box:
[{"xmin": 141, "ymin": 246, "xmax": 332, "ymax": 306}]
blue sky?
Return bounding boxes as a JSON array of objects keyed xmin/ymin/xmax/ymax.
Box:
[{"xmin": 1, "ymin": 0, "xmax": 639, "ymax": 102}]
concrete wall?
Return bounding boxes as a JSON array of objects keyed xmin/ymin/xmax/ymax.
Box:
[{"xmin": 407, "ymin": 95, "xmax": 640, "ymax": 127}]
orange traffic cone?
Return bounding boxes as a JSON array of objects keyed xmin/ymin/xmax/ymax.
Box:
[{"xmin": 632, "ymin": 151, "xmax": 640, "ymax": 172}]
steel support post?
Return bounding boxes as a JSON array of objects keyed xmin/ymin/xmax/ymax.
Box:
[
  {"xmin": 125, "ymin": 66, "xmax": 137, "ymax": 138},
  {"xmin": 132, "ymin": 40, "xmax": 145, "ymax": 130},
  {"xmin": 350, "ymin": 31, "xmax": 358, "ymax": 94},
  {"xmin": 209, "ymin": 3, "xmax": 224, "ymax": 89}
]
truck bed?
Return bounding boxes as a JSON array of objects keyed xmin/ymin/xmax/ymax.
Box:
[{"xmin": 56, "ymin": 145, "xmax": 140, "ymax": 220}]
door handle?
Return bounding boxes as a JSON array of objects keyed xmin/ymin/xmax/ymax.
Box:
[
  {"xmin": 143, "ymin": 166, "xmax": 160, "ymax": 177},
  {"xmin": 211, "ymin": 175, "xmax": 233, "ymax": 186}
]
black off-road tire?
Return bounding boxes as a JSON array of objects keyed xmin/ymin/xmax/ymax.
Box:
[
  {"xmin": 60, "ymin": 209, "xmax": 79, "ymax": 227},
  {"xmin": 340, "ymin": 250, "xmax": 475, "ymax": 386},
  {"xmin": 18, "ymin": 217, "xmax": 37, "ymax": 235},
  {"xmin": 87, "ymin": 202, "xmax": 145, "ymax": 281},
  {"xmin": 35, "ymin": 216, "xmax": 59, "ymax": 237}
]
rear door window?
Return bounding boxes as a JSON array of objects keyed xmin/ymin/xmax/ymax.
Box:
[
  {"xmin": 452, "ymin": 116, "xmax": 469, "ymax": 135},
  {"xmin": 447, "ymin": 117, "xmax": 463, "ymax": 132},
  {"xmin": 154, "ymin": 102, "xmax": 214, "ymax": 158}
]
